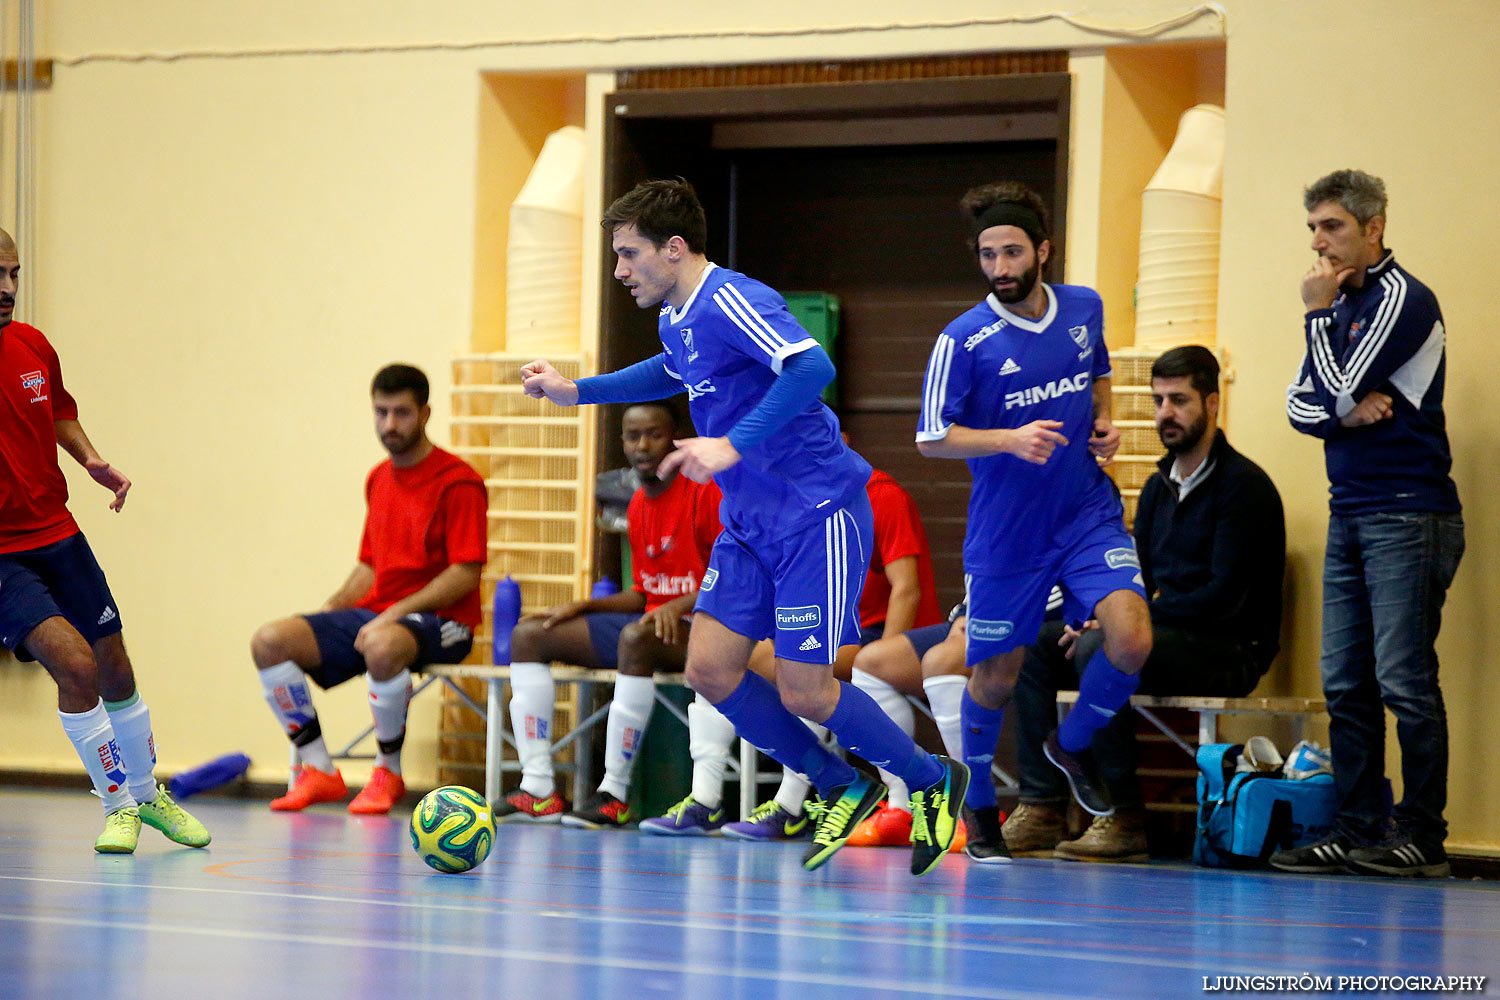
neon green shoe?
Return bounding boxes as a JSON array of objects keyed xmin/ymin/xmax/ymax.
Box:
[
  {"xmin": 94, "ymin": 806, "xmax": 141, "ymax": 854},
  {"xmin": 139, "ymin": 784, "xmax": 212, "ymax": 847},
  {"xmin": 801, "ymin": 774, "xmax": 885, "ymax": 872},
  {"xmin": 910, "ymin": 755, "xmax": 970, "ymax": 877}
]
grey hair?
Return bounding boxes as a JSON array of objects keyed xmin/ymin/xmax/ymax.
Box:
[{"xmin": 1303, "ymin": 169, "xmax": 1387, "ymax": 226}]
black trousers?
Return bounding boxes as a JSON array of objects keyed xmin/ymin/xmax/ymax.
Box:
[{"xmin": 1014, "ymin": 621, "xmax": 1262, "ymax": 810}]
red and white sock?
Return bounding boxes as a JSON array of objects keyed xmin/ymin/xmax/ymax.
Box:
[
  {"xmin": 59, "ymin": 700, "xmax": 135, "ymax": 812},
  {"xmin": 507, "ymin": 662, "xmax": 556, "ymax": 798},
  {"xmin": 367, "ymin": 670, "xmax": 412, "ymax": 774}
]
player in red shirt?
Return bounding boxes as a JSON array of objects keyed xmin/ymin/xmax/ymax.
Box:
[
  {"xmin": 496, "ymin": 402, "xmax": 725, "ymax": 830},
  {"xmin": 251, "ymin": 364, "xmax": 487, "ymax": 815},
  {"xmin": 0, "ymin": 227, "xmax": 211, "ymax": 853}
]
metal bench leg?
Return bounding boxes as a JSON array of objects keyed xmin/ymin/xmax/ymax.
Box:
[
  {"xmin": 739, "ymin": 739, "xmax": 757, "ymax": 818},
  {"xmin": 1199, "ymin": 710, "xmax": 1219, "ymax": 746},
  {"xmin": 1136, "ymin": 706, "xmax": 1197, "ymax": 760},
  {"xmin": 486, "ymin": 678, "xmax": 505, "ymax": 804},
  {"xmin": 573, "ymin": 681, "xmax": 596, "ymax": 804}
]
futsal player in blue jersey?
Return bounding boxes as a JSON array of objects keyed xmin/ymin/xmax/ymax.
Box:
[
  {"xmin": 522, "ymin": 179, "xmax": 968, "ymax": 875},
  {"xmin": 916, "ymin": 181, "xmax": 1152, "ymax": 862}
]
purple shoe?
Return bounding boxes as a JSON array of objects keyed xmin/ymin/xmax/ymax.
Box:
[
  {"xmin": 638, "ymin": 795, "xmax": 725, "ymax": 836},
  {"xmin": 722, "ymin": 800, "xmax": 812, "ymax": 842}
]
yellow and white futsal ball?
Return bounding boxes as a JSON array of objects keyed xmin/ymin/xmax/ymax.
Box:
[{"xmin": 409, "ymin": 785, "xmax": 496, "ymax": 873}]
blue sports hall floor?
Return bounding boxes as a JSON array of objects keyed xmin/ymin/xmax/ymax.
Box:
[{"xmin": 1, "ymin": 786, "xmax": 1495, "ymax": 1000}]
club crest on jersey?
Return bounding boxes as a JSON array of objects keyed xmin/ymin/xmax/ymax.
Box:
[
  {"xmin": 681, "ymin": 327, "xmax": 699, "ymax": 364},
  {"xmin": 1105, "ymin": 547, "xmax": 1141, "ymax": 570},
  {"xmin": 646, "ymin": 534, "xmax": 675, "ymax": 559},
  {"xmin": 687, "ymin": 378, "xmax": 716, "ymax": 400},
  {"xmin": 1004, "ymin": 372, "xmax": 1090, "ymax": 410},
  {"xmin": 776, "ymin": 605, "xmax": 821, "ymax": 630},
  {"xmin": 967, "ymin": 618, "xmax": 1015, "ymax": 642},
  {"xmin": 1069, "ymin": 325, "xmax": 1089, "ymax": 349},
  {"xmin": 20, "ymin": 370, "xmax": 48, "ymax": 403}
]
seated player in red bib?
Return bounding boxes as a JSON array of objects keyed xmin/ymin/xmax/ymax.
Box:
[
  {"xmin": 498, "ymin": 402, "xmax": 724, "ymax": 828},
  {"xmin": 250, "ymin": 364, "xmax": 487, "ymax": 815}
]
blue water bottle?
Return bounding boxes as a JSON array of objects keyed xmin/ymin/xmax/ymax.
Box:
[
  {"xmin": 592, "ymin": 577, "xmax": 619, "ymax": 599},
  {"xmin": 168, "ymin": 752, "xmax": 252, "ymax": 799},
  {"xmin": 491, "ymin": 575, "xmax": 522, "ymax": 665}
]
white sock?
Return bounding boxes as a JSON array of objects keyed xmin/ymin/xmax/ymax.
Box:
[
  {"xmin": 774, "ymin": 768, "xmax": 811, "ymax": 816},
  {"xmin": 687, "ymin": 695, "xmax": 736, "ymax": 809},
  {"xmin": 260, "ymin": 660, "xmax": 333, "ymax": 773},
  {"xmin": 772, "ymin": 717, "xmax": 830, "ymax": 815},
  {"xmin": 852, "ymin": 668, "xmax": 914, "ymax": 810},
  {"xmin": 59, "ymin": 700, "xmax": 135, "ymax": 812},
  {"xmin": 507, "ymin": 662, "xmax": 556, "ymax": 798},
  {"xmin": 599, "ymin": 674, "xmax": 654, "ymax": 801},
  {"xmin": 367, "ymin": 670, "xmax": 412, "ymax": 774},
  {"xmin": 104, "ymin": 693, "xmax": 159, "ymax": 803},
  {"xmin": 923, "ymin": 674, "xmax": 967, "ymax": 760}
]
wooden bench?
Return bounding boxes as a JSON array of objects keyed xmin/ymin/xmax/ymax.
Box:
[{"xmin": 1055, "ymin": 692, "xmax": 1327, "ymax": 759}]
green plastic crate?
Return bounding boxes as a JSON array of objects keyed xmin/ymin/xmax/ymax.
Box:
[{"xmin": 783, "ymin": 292, "xmax": 841, "ymax": 406}]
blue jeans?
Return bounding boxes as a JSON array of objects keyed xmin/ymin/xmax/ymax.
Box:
[{"xmin": 1321, "ymin": 511, "xmax": 1464, "ymax": 846}]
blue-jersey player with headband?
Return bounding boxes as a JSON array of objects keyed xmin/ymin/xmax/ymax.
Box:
[
  {"xmin": 522, "ymin": 179, "xmax": 968, "ymax": 876},
  {"xmin": 916, "ymin": 181, "xmax": 1153, "ymax": 863}
]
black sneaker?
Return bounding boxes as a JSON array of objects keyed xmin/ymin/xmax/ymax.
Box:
[
  {"xmin": 802, "ymin": 774, "xmax": 886, "ymax": 872},
  {"xmin": 1269, "ymin": 833, "xmax": 1356, "ymax": 873},
  {"xmin": 909, "ymin": 755, "xmax": 971, "ymax": 876},
  {"xmin": 560, "ymin": 790, "xmax": 631, "ymax": 830},
  {"xmin": 963, "ymin": 805, "xmax": 1012, "ymax": 864},
  {"xmin": 1043, "ymin": 730, "xmax": 1114, "ymax": 817},
  {"xmin": 1346, "ymin": 837, "xmax": 1450, "ymax": 878}
]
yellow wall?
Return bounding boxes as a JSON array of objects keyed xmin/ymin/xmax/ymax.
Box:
[{"xmin": 6, "ymin": 0, "xmax": 1498, "ymax": 849}]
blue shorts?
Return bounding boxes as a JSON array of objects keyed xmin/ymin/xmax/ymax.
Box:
[
  {"xmin": 903, "ymin": 621, "xmax": 955, "ymax": 661},
  {"xmin": 964, "ymin": 518, "xmax": 1146, "ymax": 666},
  {"xmin": 584, "ymin": 611, "xmax": 638, "ymax": 670},
  {"xmin": 0, "ymin": 534, "xmax": 123, "ymax": 662},
  {"xmin": 302, "ymin": 608, "xmax": 474, "ymax": 688},
  {"xmin": 695, "ymin": 490, "xmax": 873, "ymax": 665}
]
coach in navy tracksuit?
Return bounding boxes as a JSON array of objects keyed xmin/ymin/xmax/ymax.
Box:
[{"xmin": 1277, "ymin": 169, "xmax": 1464, "ymax": 879}]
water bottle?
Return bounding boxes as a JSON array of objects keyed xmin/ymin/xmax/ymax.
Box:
[
  {"xmin": 168, "ymin": 752, "xmax": 252, "ymax": 799},
  {"xmin": 491, "ymin": 575, "xmax": 522, "ymax": 665},
  {"xmin": 592, "ymin": 577, "xmax": 619, "ymax": 599}
]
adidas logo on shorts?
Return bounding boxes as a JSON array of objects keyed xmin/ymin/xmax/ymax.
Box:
[
  {"xmin": 97, "ymin": 606, "xmax": 117, "ymax": 626},
  {"xmin": 798, "ymin": 635, "xmax": 822, "ymax": 652}
]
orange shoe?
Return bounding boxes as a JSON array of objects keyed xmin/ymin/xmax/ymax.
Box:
[
  {"xmin": 850, "ymin": 802, "xmax": 913, "ymax": 846},
  {"xmin": 948, "ymin": 817, "xmax": 969, "ymax": 854},
  {"xmin": 849, "ymin": 811, "xmax": 882, "ymax": 846},
  {"xmin": 270, "ymin": 765, "xmax": 347, "ymax": 812},
  {"xmin": 873, "ymin": 802, "xmax": 914, "ymax": 845},
  {"xmin": 348, "ymin": 766, "xmax": 406, "ymax": 815}
]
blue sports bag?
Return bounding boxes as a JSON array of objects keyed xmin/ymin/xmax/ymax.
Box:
[{"xmin": 1193, "ymin": 743, "xmax": 1337, "ymax": 868}]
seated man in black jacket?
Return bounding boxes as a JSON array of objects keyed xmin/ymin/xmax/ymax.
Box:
[{"xmin": 1004, "ymin": 345, "xmax": 1286, "ymax": 862}]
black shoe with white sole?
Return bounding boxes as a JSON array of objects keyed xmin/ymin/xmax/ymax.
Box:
[
  {"xmin": 1269, "ymin": 833, "xmax": 1356, "ymax": 873},
  {"xmin": 1346, "ymin": 838, "xmax": 1450, "ymax": 878}
]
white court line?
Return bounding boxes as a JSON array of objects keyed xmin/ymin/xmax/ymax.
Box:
[
  {"xmin": 0, "ymin": 873, "xmax": 1261, "ymax": 978},
  {"xmin": 0, "ymin": 910, "xmax": 1076, "ymax": 1000}
]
